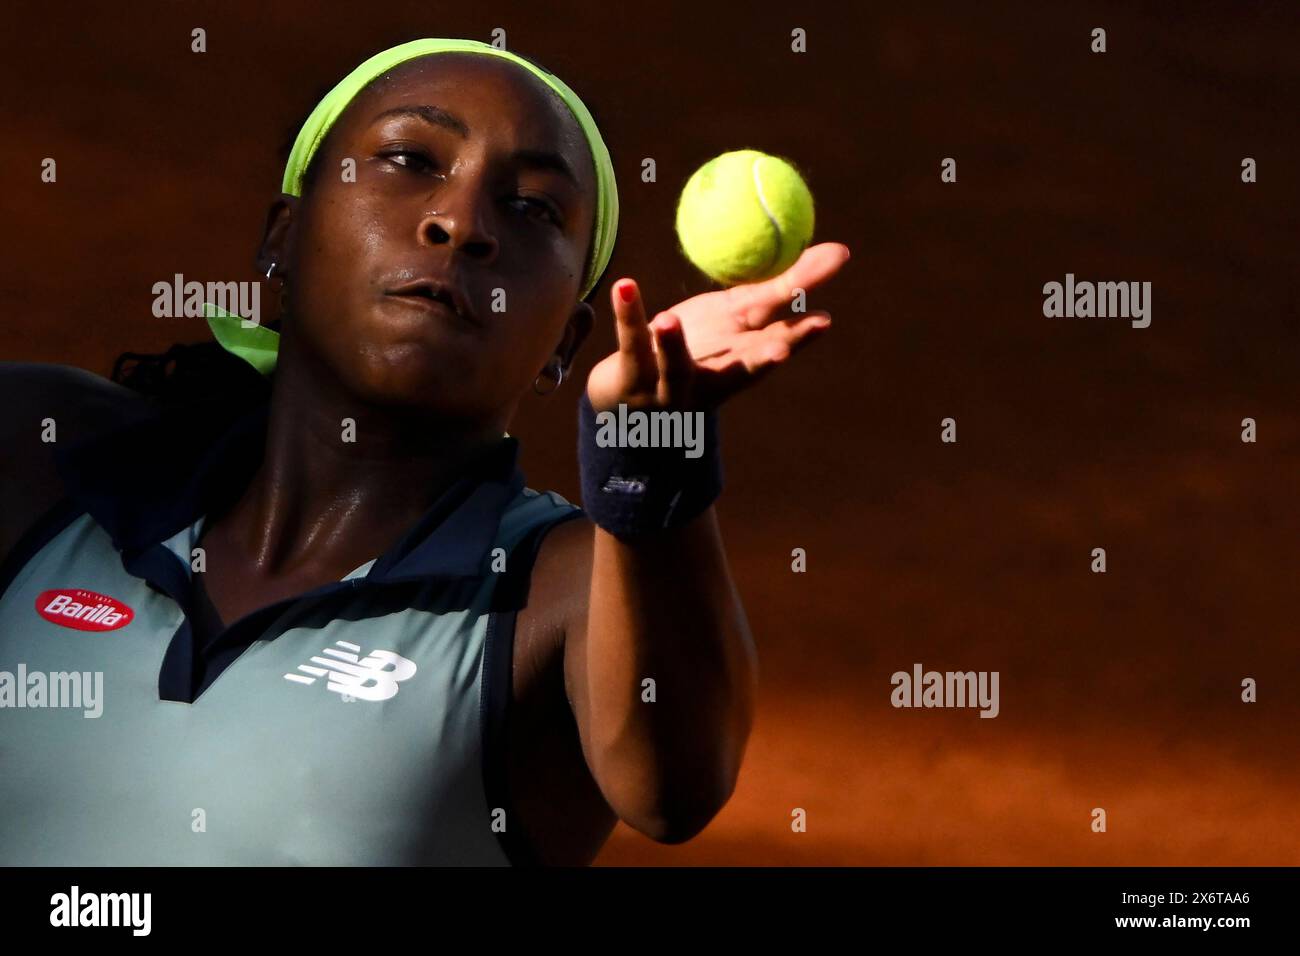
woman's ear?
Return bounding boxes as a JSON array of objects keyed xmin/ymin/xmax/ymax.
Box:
[
  {"xmin": 555, "ymin": 300, "xmax": 596, "ymax": 370},
  {"xmin": 255, "ymin": 195, "xmax": 297, "ymax": 277}
]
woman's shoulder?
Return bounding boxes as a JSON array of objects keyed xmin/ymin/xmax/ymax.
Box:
[
  {"xmin": 0, "ymin": 361, "xmax": 155, "ymax": 415},
  {"xmin": 0, "ymin": 361, "xmax": 158, "ymax": 424},
  {"xmin": 0, "ymin": 362, "xmax": 157, "ymax": 563}
]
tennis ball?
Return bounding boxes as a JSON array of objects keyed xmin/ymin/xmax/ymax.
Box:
[{"xmin": 675, "ymin": 149, "xmax": 815, "ymax": 286}]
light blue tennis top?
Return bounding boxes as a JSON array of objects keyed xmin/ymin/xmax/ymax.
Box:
[{"xmin": 0, "ymin": 400, "xmax": 582, "ymax": 865}]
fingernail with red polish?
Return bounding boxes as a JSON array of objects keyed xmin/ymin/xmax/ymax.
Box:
[{"xmin": 618, "ymin": 282, "xmax": 637, "ymax": 302}]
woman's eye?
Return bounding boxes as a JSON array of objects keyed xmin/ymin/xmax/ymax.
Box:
[
  {"xmin": 514, "ymin": 196, "xmax": 562, "ymax": 226},
  {"xmin": 383, "ymin": 150, "xmax": 435, "ymax": 173}
]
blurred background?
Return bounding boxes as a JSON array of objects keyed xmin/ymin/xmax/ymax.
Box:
[{"xmin": 3, "ymin": 0, "xmax": 1297, "ymax": 864}]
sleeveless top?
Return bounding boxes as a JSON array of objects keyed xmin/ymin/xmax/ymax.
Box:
[{"xmin": 0, "ymin": 401, "xmax": 582, "ymax": 865}]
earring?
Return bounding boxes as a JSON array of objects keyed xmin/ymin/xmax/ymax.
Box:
[
  {"xmin": 265, "ymin": 261, "xmax": 278, "ymax": 280},
  {"xmin": 533, "ymin": 359, "xmax": 565, "ymax": 395}
]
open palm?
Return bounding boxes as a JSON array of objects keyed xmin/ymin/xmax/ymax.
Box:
[{"xmin": 586, "ymin": 242, "xmax": 851, "ymax": 412}]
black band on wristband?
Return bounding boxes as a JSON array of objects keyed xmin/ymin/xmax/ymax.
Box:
[{"xmin": 577, "ymin": 391, "xmax": 723, "ymax": 538}]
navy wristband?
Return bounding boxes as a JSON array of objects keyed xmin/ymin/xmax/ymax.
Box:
[{"xmin": 577, "ymin": 391, "xmax": 723, "ymax": 538}]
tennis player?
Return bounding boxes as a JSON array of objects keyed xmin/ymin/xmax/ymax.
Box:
[{"xmin": 0, "ymin": 38, "xmax": 848, "ymax": 865}]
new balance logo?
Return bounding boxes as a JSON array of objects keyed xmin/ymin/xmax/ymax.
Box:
[{"xmin": 284, "ymin": 640, "xmax": 416, "ymax": 702}]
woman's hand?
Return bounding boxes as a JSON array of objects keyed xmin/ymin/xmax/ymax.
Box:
[{"xmin": 585, "ymin": 242, "xmax": 851, "ymax": 412}]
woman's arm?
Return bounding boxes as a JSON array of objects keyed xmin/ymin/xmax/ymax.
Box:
[
  {"xmin": 556, "ymin": 243, "xmax": 850, "ymax": 842},
  {"xmin": 564, "ymin": 506, "xmax": 755, "ymax": 843}
]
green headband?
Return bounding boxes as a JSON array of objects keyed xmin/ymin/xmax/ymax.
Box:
[{"xmin": 207, "ymin": 37, "xmax": 620, "ymax": 376}]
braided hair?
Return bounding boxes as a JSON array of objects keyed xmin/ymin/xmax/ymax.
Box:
[
  {"xmin": 110, "ymin": 337, "xmax": 274, "ymax": 410},
  {"xmin": 110, "ymin": 85, "xmax": 330, "ymax": 409}
]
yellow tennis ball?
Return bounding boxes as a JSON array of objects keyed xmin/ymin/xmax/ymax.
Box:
[{"xmin": 675, "ymin": 149, "xmax": 815, "ymax": 286}]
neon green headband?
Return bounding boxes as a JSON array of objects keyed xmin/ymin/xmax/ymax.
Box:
[{"xmin": 207, "ymin": 37, "xmax": 620, "ymax": 376}]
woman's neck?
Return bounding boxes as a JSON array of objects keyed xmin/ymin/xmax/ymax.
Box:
[{"xmin": 217, "ymin": 347, "xmax": 509, "ymax": 580}]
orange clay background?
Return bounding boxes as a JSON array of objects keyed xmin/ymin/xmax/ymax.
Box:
[{"xmin": 3, "ymin": 1, "xmax": 1297, "ymax": 864}]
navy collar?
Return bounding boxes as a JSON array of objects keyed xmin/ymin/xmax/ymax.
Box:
[{"xmin": 55, "ymin": 399, "xmax": 526, "ymax": 583}]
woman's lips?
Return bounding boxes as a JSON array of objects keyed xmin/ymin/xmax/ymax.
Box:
[
  {"xmin": 384, "ymin": 276, "xmax": 477, "ymax": 324},
  {"xmin": 383, "ymin": 291, "xmax": 480, "ymax": 327}
]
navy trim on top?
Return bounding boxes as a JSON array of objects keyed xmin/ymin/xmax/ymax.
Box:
[
  {"xmin": 480, "ymin": 507, "xmax": 586, "ymax": 867},
  {"xmin": 47, "ymin": 398, "xmax": 537, "ymax": 704},
  {"xmin": 53, "ymin": 400, "xmax": 269, "ymax": 556},
  {"xmin": 55, "ymin": 399, "xmax": 529, "ymax": 585},
  {"xmin": 0, "ymin": 496, "xmax": 87, "ymax": 603}
]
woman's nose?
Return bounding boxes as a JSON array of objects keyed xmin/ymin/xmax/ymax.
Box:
[{"xmin": 417, "ymin": 185, "xmax": 499, "ymax": 264}]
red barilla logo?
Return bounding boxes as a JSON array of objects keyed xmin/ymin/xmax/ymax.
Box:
[{"xmin": 36, "ymin": 588, "xmax": 134, "ymax": 632}]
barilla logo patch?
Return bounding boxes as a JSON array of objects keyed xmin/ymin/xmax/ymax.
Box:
[{"xmin": 36, "ymin": 589, "xmax": 134, "ymax": 632}]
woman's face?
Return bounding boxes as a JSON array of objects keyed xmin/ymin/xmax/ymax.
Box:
[{"xmin": 266, "ymin": 53, "xmax": 599, "ymax": 425}]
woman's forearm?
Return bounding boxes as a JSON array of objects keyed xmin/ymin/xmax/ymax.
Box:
[{"xmin": 576, "ymin": 506, "xmax": 758, "ymax": 843}]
